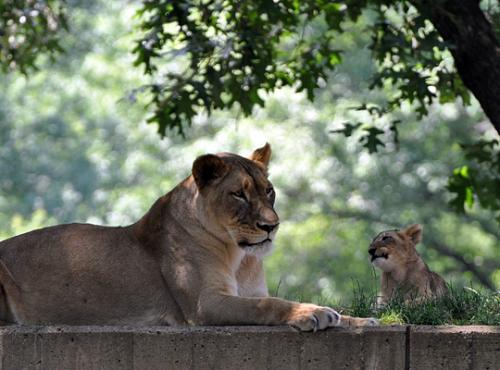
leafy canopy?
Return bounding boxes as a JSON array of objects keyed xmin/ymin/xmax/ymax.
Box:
[
  {"xmin": 131, "ymin": 0, "xmax": 500, "ymax": 221},
  {"xmin": 132, "ymin": 0, "xmax": 474, "ymax": 137},
  {"xmin": 0, "ymin": 0, "xmax": 67, "ymax": 74}
]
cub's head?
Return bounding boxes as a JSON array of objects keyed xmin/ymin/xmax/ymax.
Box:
[
  {"xmin": 368, "ymin": 224, "xmax": 423, "ymax": 272},
  {"xmin": 192, "ymin": 143, "xmax": 279, "ymax": 256}
]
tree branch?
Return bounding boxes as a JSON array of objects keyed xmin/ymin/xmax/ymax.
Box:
[
  {"xmin": 463, "ymin": 214, "xmax": 500, "ymax": 240},
  {"xmin": 424, "ymin": 237, "xmax": 496, "ymax": 291},
  {"xmin": 411, "ymin": 0, "xmax": 500, "ymax": 135}
]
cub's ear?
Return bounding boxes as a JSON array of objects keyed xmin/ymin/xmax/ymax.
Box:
[
  {"xmin": 192, "ymin": 154, "xmax": 228, "ymax": 190},
  {"xmin": 250, "ymin": 143, "xmax": 272, "ymax": 168},
  {"xmin": 403, "ymin": 224, "xmax": 423, "ymax": 244}
]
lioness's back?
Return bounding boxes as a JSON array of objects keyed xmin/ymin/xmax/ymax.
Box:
[
  {"xmin": 0, "ymin": 223, "xmax": 133, "ymax": 273},
  {"xmin": 0, "ymin": 223, "xmax": 123, "ymax": 250}
]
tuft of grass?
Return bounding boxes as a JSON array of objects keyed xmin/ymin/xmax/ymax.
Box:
[
  {"xmin": 348, "ymin": 279, "xmax": 378, "ymax": 318},
  {"xmin": 345, "ymin": 283, "xmax": 500, "ymax": 325},
  {"xmin": 379, "ymin": 311, "xmax": 405, "ymax": 325}
]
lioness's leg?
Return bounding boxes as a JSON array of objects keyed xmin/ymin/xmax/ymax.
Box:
[
  {"xmin": 0, "ymin": 260, "xmax": 21, "ymax": 323},
  {"xmin": 0, "ymin": 287, "xmax": 11, "ymax": 324},
  {"xmin": 338, "ymin": 315, "xmax": 378, "ymax": 326},
  {"xmin": 198, "ymin": 294, "xmax": 341, "ymax": 331}
]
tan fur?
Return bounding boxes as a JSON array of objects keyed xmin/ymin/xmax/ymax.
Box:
[
  {"xmin": 369, "ymin": 224, "xmax": 448, "ymax": 305},
  {"xmin": 0, "ymin": 144, "xmax": 375, "ymax": 330}
]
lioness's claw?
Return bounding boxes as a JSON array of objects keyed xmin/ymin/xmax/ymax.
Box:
[
  {"xmin": 329, "ymin": 311, "xmax": 341, "ymax": 325},
  {"xmin": 327, "ymin": 312, "xmax": 334, "ymax": 324}
]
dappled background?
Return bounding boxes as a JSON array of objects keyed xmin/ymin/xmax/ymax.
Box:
[{"xmin": 1, "ymin": 0, "xmax": 498, "ymax": 306}]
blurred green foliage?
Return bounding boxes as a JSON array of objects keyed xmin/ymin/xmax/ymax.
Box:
[
  {"xmin": 0, "ymin": 1, "xmax": 498, "ymax": 305},
  {"xmin": 448, "ymin": 139, "xmax": 500, "ymax": 223},
  {"xmin": 3, "ymin": 0, "xmax": 500, "ymax": 225}
]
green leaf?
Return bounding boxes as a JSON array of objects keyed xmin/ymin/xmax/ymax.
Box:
[
  {"xmin": 360, "ymin": 127, "xmax": 385, "ymax": 154},
  {"xmin": 465, "ymin": 186, "xmax": 474, "ymax": 209}
]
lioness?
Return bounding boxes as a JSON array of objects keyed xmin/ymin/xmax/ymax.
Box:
[
  {"xmin": 0, "ymin": 144, "xmax": 374, "ymax": 330},
  {"xmin": 369, "ymin": 224, "xmax": 448, "ymax": 305}
]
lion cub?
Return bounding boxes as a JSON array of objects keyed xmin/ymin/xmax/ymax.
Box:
[{"xmin": 369, "ymin": 224, "xmax": 448, "ymax": 305}]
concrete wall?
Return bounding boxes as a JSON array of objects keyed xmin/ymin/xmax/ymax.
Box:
[{"xmin": 0, "ymin": 325, "xmax": 497, "ymax": 370}]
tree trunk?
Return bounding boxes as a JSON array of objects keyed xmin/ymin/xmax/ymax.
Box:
[{"xmin": 412, "ymin": 0, "xmax": 500, "ymax": 135}]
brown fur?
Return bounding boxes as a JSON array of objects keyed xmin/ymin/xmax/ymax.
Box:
[
  {"xmin": 0, "ymin": 144, "xmax": 375, "ymax": 330},
  {"xmin": 369, "ymin": 224, "xmax": 448, "ymax": 305}
]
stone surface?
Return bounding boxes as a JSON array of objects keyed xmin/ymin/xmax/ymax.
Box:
[
  {"xmin": 0, "ymin": 325, "xmax": 497, "ymax": 370},
  {"xmin": 0, "ymin": 326, "xmax": 134, "ymax": 370},
  {"xmin": 409, "ymin": 326, "xmax": 500, "ymax": 370},
  {"xmin": 470, "ymin": 327, "xmax": 500, "ymax": 370}
]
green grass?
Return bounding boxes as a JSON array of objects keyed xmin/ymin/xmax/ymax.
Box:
[{"xmin": 344, "ymin": 284, "xmax": 500, "ymax": 325}]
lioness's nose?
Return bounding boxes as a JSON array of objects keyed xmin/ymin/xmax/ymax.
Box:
[
  {"xmin": 257, "ymin": 222, "xmax": 279, "ymax": 233},
  {"xmin": 368, "ymin": 247, "xmax": 376, "ymax": 256}
]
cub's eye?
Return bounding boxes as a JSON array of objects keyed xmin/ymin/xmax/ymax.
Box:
[
  {"xmin": 266, "ymin": 187, "xmax": 274, "ymax": 197},
  {"xmin": 231, "ymin": 190, "xmax": 247, "ymax": 201},
  {"xmin": 382, "ymin": 235, "xmax": 393, "ymax": 242}
]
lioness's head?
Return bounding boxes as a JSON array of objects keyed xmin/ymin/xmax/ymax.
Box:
[
  {"xmin": 368, "ymin": 224, "xmax": 423, "ymax": 272},
  {"xmin": 192, "ymin": 143, "xmax": 279, "ymax": 256}
]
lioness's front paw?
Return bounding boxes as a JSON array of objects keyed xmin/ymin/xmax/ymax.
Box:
[{"xmin": 287, "ymin": 303, "xmax": 341, "ymax": 332}]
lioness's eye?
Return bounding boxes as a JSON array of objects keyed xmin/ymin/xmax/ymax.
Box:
[
  {"xmin": 382, "ymin": 235, "xmax": 393, "ymax": 242},
  {"xmin": 232, "ymin": 190, "xmax": 247, "ymax": 201},
  {"xmin": 266, "ymin": 187, "xmax": 274, "ymax": 197}
]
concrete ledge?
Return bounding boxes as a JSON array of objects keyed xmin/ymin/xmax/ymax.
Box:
[
  {"xmin": 0, "ymin": 325, "xmax": 497, "ymax": 370},
  {"xmin": 409, "ymin": 326, "xmax": 500, "ymax": 370}
]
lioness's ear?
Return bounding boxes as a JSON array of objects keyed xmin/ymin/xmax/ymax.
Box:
[
  {"xmin": 250, "ymin": 143, "xmax": 272, "ymax": 168},
  {"xmin": 192, "ymin": 154, "xmax": 228, "ymax": 190},
  {"xmin": 403, "ymin": 224, "xmax": 423, "ymax": 244}
]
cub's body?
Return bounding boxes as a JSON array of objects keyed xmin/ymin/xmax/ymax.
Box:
[{"xmin": 369, "ymin": 224, "xmax": 448, "ymax": 305}]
